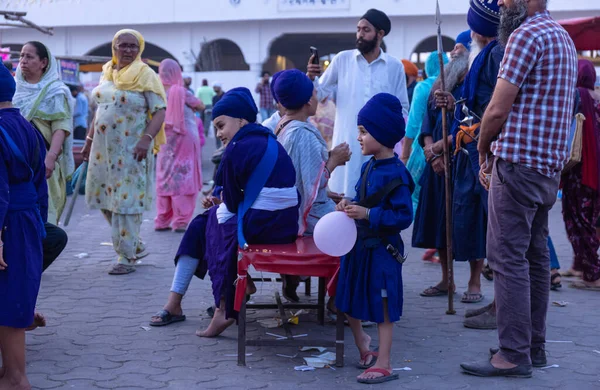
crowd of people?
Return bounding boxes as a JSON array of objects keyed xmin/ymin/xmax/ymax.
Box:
[{"xmin": 0, "ymin": 0, "xmax": 598, "ymax": 387}]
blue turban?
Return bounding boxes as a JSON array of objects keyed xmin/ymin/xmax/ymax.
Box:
[
  {"xmin": 212, "ymin": 87, "xmax": 258, "ymax": 123},
  {"xmin": 271, "ymin": 70, "xmax": 284, "ymax": 103},
  {"xmin": 456, "ymin": 30, "xmax": 472, "ymax": 52},
  {"xmin": 0, "ymin": 63, "xmax": 15, "ymax": 102},
  {"xmin": 467, "ymin": 0, "xmax": 500, "ymax": 38},
  {"xmin": 357, "ymin": 93, "xmax": 405, "ymax": 149},
  {"xmin": 273, "ymin": 69, "xmax": 314, "ymax": 110}
]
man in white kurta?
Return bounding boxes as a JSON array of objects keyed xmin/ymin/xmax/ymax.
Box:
[{"xmin": 308, "ymin": 9, "xmax": 409, "ymax": 198}]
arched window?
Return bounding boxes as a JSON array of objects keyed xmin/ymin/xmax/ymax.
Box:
[
  {"xmin": 196, "ymin": 39, "xmax": 249, "ymax": 71},
  {"xmin": 410, "ymin": 35, "xmax": 455, "ymax": 69},
  {"xmin": 265, "ymin": 33, "xmax": 387, "ymax": 74}
]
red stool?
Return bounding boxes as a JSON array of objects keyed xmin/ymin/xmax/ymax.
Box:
[{"xmin": 234, "ymin": 236, "xmax": 344, "ymax": 367}]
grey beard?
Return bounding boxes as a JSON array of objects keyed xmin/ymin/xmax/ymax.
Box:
[
  {"xmin": 430, "ymin": 52, "xmax": 469, "ymax": 95},
  {"xmin": 498, "ymin": 0, "xmax": 528, "ymax": 46}
]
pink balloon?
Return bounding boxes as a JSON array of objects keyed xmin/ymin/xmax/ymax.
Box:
[{"xmin": 313, "ymin": 211, "xmax": 358, "ymax": 257}]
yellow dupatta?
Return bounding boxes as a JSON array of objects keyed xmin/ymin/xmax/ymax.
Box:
[{"xmin": 101, "ymin": 29, "xmax": 166, "ymax": 153}]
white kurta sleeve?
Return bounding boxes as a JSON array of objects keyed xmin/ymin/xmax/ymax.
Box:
[
  {"xmin": 313, "ymin": 53, "xmax": 340, "ymax": 103},
  {"xmin": 395, "ymin": 62, "xmax": 410, "ymax": 120}
]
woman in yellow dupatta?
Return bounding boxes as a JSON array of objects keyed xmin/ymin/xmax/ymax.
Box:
[{"xmin": 81, "ymin": 29, "xmax": 166, "ymax": 275}]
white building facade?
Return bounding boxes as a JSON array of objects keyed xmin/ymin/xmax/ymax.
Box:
[{"xmin": 1, "ymin": 0, "xmax": 598, "ymax": 91}]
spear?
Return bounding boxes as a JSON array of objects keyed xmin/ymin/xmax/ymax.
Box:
[{"xmin": 435, "ymin": 0, "xmax": 455, "ymax": 315}]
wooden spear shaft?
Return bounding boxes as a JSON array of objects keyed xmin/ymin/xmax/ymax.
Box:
[{"xmin": 436, "ymin": 7, "xmax": 455, "ymax": 315}]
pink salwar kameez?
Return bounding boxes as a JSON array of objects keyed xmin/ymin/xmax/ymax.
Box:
[{"xmin": 156, "ymin": 60, "xmax": 204, "ymax": 230}]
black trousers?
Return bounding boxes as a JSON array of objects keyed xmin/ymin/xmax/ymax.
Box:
[{"xmin": 43, "ymin": 223, "xmax": 68, "ymax": 272}]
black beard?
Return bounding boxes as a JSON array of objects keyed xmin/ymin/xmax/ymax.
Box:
[
  {"xmin": 356, "ymin": 37, "xmax": 378, "ymax": 55},
  {"xmin": 498, "ymin": 0, "xmax": 528, "ymax": 46}
]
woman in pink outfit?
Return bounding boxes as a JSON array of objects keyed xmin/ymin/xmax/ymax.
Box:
[{"xmin": 155, "ymin": 59, "xmax": 205, "ymax": 232}]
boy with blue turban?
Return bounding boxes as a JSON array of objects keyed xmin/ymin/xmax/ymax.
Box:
[
  {"xmin": 150, "ymin": 87, "xmax": 300, "ymax": 337},
  {"xmin": 335, "ymin": 93, "xmax": 414, "ymax": 384}
]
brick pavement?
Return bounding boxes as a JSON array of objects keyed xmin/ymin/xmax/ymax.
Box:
[{"xmin": 25, "ymin": 136, "xmax": 600, "ymax": 389}]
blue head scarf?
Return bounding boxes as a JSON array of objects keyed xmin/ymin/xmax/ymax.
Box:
[
  {"xmin": 273, "ymin": 69, "xmax": 314, "ymax": 110},
  {"xmin": 271, "ymin": 70, "xmax": 283, "ymax": 103},
  {"xmin": 456, "ymin": 30, "xmax": 472, "ymax": 51},
  {"xmin": 212, "ymin": 87, "xmax": 258, "ymax": 123},
  {"xmin": 467, "ymin": 0, "xmax": 500, "ymax": 38},
  {"xmin": 358, "ymin": 93, "xmax": 405, "ymax": 149},
  {"xmin": 0, "ymin": 63, "xmax": 15, "ymax": 102}
]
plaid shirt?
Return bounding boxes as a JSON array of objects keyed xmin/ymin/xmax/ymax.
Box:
[
  {"xmin": 255, "ymin": 82, "xmax": 275, "ymax": 109},
  {"xmin": 492, "ymin": 11, "xmax": 578, "ymax": 177}
]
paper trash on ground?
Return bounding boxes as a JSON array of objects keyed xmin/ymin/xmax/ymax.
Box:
[
  {"xmin": 303, "ymin": 357, "xmax": 328, "ymax": 368},
  {"xmin": 312, "ymin": 352, "xmax": 336, "ymax": 365},
  {"xmin": 140, "ymin": 326, "xmax": 151, "ymax": 331},
  {"xmin": 300, "ymin": 346, "xmax": 327, "ymax": 353},
  {"xmin": 552, "ymin": 301, "xmax": 568, "ymax": 307},
  {"xmin": 540, "ymin": 364, "xmax": 560, "ymax": 370},
  {"xmin": 393, "ymin": 367, "xmax": 413, "ymax": 371},
  {"xmin": 258, "ymin": 318, "xmax": 281, "ymax": 328},
  {"xmin": 294, "ymin": 365, "xmax": 316, "ymax": 371},
  {"xmin": 74, "ymin": 253, "xmax": 89, "ymax": 259}
]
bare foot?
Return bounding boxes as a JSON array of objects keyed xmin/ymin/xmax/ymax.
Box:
[
  {"xmin": 583, "ymin": 279, "xmax": 600, "ymax": 288},
  {"xmin": 356, "ymin": 333, "xmax": 373, "ymax": 366},
  {"xmin": 195, "ymin": 308, "xmax": 234, "ymax": 337},
  {"xmin": 0, "ymin": 374, "xmax": 31, "ymax": 390},
  {"xmin": 25, "ymin": 313, "xmax": 46, "ymax": 331}
]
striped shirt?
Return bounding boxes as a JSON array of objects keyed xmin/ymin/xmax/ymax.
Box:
[{"xmin": 492, "ymin": 11, "xmax": 578, "ymax": 177}]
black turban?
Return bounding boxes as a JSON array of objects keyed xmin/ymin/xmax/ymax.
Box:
[{"xmin": 361, "ymin": 9, "xmax": 391, "ymax": 36}]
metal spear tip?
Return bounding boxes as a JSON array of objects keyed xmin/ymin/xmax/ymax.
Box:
[{"xmin": 435, "ymin": 0, "xmax": 442, "ymax": 25}]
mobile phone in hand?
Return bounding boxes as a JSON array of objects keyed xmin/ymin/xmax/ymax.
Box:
[{"xmin": 310, "ymin": 46, "xmax": 319, "ymax": 65}]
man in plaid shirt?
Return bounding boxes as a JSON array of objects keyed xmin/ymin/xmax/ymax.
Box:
[{"xmin": 462, "ymin": 0, "xmax": 577, "ymax": 378}]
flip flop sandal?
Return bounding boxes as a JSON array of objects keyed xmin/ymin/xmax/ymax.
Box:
[
  {"xmin": 461, "ymin": 292, "xmax": 484, "ymax": 303},
  {"xmin": 551, "ymin": 273, "xmax": 562, "ymax": 290},
  {"xmin": 149, "ymin": 309, "xmax": 186, "ymax": 327},
  {"xmin": 357, "ymin": 350, "xmax": 379, "ymax": 369},
  {"xmin": 357, "ymin": 368, "xmax": 399, "ymax": 384},
  {"xmin": 108, "ymin": 263, "xmax": 136, "ymax": 275},
  {"xmin": 154, "ymin": 227, "xmax": 171, "ymax": 232},
  {"xmin": 420, "ymin": 286, "xmax": 449, "ymax": 297}
]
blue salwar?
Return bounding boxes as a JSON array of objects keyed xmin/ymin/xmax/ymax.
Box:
[
  {"xmin": 0, "ymin": 108, "xmax": 48, "ymax": 328},
  {"xmin": 336, "ymin": 155, "xmax": 414, "ymax": 324}
]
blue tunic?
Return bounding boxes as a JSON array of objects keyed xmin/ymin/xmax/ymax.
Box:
[
  {"xmin": 452, "ymin": 43, "xmax": 503, "ymax": 262},
  {"xmin": 336, "ymin": 156, "xmax": 413, "ymax": 324},
  {"xmin": 412, "ymin": 84, "xmax": 463, "ymax": 250},
  {"xmin": 174, "ymin": 123, "xmax": 299, "ymax": 318},
  {"xmin": 0, "ymin": 108, "xmax": 48, "ymax": 328}
]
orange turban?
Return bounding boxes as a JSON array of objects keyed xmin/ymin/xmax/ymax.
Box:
[{"xmin": 402, "ymin": 60, "xmax": 419, "ymax": 78}]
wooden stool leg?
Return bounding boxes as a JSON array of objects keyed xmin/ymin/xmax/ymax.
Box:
[
  {"xmin": 305, "ymin": 277, "xmax": 311, "ymax": 296},
  {"xmin": 317, "ymin": 277, "xmax": 325, "ymax": 325},
  {"xmin": 237, "ymin": 299, "xmax": 247, "ymax": 366},
  {"xmin": 336, "ymin": 310, "xmax": 345, "ymax": 367}
]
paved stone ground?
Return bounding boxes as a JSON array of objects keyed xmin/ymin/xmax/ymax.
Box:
[{"xmin": 25, "ymin": 134, "xmax": 600, "ymax": 389}]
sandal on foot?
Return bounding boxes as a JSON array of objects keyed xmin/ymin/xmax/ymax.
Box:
[
  {"xmin": 108, "ymin": 263, "xmax": 136, "ymax": 275},
  {"xmin": 420, "ymin": 286, "xmax": 449, "ymax": 297},
  {"xmin": 357, "ymin": 350, "xmax": 379, "ymax": 369},
  {"xmin": 357, "ymin": 368, "xmax": 399, "ymax": 384},
  {"xmin": 461, "ymin": 292, "xmax": 484, "ymax": 303},
  {"xmin": 149, "ymin": 309, "xmax": 186, "ymax": 327},
  {"xmin": 551, "ymin": 273, "xmax": 562, "ymax": 291},
  {"xmin": 561, "ymin": 269, "xmax": 582, "ymax": 278},
  {"xmin": 482, "ymin": 264, "xmax": 494, "ymax": 281}
]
